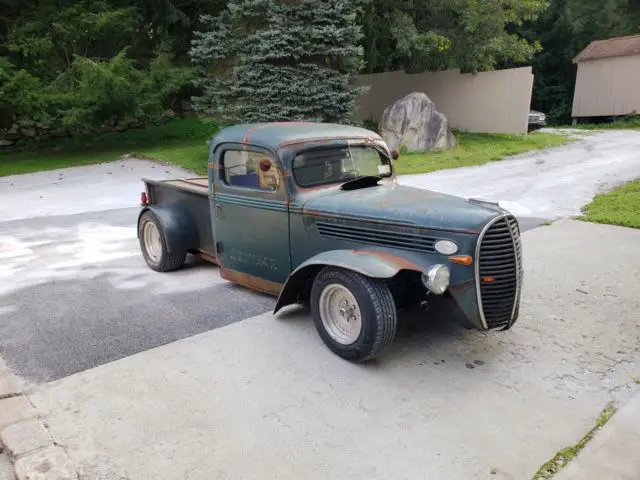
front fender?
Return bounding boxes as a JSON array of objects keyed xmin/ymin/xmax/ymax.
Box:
[
  {"xmin": 137, "ymin": 204, "xmax": 199, "ymax": 253},
  {"xmin": 274, "ymin": 249, "xmax": 424, "ymax": 313}
]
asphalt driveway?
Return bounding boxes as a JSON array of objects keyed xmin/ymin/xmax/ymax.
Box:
[{"xmin": 0, "ymin": 161, "xmax": 274, "ymax": 383}]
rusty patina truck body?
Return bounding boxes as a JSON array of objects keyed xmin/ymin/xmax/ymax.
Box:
[{"xmin": 138, "ymin": 122, "xmax": 523, "ymax": 361}]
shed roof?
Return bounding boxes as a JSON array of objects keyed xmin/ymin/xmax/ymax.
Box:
[
  {"xmin": 211, "ymin": 122, "xmax": 382, "ymax": 152},
  {"xmin": 573, "ymin": 34, "xmax": 640, "ymax": 63}
]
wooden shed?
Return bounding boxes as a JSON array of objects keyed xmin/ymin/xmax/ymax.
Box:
[{"xmin": 572, "ymin": 34, "xmax": 640, "ymax": 120}]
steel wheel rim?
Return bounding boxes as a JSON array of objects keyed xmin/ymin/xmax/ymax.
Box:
[
  {"xmin": 319, "ymin": 283, "xmax": 362, "ymax": 345},
  {"xmin": 143, "ymin": 221, "xmax": 162, "ymax": 264}
]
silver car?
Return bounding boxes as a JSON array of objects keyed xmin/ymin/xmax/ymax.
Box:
[{"xmin": 528, "ymin": 110, "xmax": 546, "ymax": 131}]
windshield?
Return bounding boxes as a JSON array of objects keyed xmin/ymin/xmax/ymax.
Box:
[{"xmin": 292, "ymin": 145, "xmax": 392, "ymax": 188}]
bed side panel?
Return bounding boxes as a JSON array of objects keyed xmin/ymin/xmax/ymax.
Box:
[{"xmin": 144, "ymin": 180, "xmax": 214, "ymax": 255}]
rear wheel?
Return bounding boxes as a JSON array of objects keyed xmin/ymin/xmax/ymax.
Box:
[
  {"xmin": 310, "ymin": 267, "xmax": 397, "ymax": 362},
  {"xmin": 138, "ymin": 210, "xmax": 186, "ymax": 272}
]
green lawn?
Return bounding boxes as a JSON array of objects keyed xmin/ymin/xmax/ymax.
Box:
[
  {"xmin": 393, "ymin": 132, "xmax": 572, "ymax": 175},
  {"xmin": 0, "ymin": 117, "xmax": 217, "ymax": 177},
  {"xmin": 1, "ymin": 119, "xmax": 571, "ymax": 178},
  {"xmin": 570, "ymin": 115, "xmax": 640, "ymax": 131},
  {"xmin": 578, "ymin": 179, "xmax": 640, "ymax": 229}
]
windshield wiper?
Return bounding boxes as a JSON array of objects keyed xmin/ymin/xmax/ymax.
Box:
[{"xmin": 340, "ymin": 175, "xmax": 383, "ymax": 191}]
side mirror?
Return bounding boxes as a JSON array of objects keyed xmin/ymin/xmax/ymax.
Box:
[{"xmin": 390, "ymin": 148, "xmax": 400, "ymax": 161}]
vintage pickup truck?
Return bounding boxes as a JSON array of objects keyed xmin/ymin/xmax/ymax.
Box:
[{"xmin": 137, "ymin": 122, "xmax": 523, "ymax": 362}]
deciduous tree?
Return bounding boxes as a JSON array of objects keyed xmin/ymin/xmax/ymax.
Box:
[
  {"xmin": 525, "ymin": 0, "xmax": 640, "ymax": 123},
  {"xmin": 0, "ymin": 0, "xmax": 215, "ymax": 129},
  {"xmin": 360, "ymin": 0, "xmax": 548, "ymax": 74}
]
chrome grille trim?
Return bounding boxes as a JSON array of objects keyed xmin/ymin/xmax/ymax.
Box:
[
  {"xmin": 475, "ymin": 214, "xmax": 523, "ymax": 330},
  {"xmin": 507, "ymin": 216, "xmax": 523, "ymax": 328}
]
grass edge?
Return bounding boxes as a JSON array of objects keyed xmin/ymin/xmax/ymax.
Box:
[
  {"xmin": 531, "ymin": 404, "xmax": 617, "ymax": 480},
  {"xmin": 572, "ymin": 177, "xmax": 640, "ymax": 230},
  {"xmin": 394, "ymin": 131, "xmax": 573, "ymax": 176}
]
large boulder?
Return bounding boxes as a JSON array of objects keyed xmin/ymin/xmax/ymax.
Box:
[{"xmin": 379, "ymin": 92, "xmax": 456, "ymax": 152}]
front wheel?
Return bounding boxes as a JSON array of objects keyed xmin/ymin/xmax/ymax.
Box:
[{"xmin": 310, "ymin": 267, "xmax": 397, "ymax": 362}]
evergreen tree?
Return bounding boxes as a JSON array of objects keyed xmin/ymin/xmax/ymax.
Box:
[{"xmin": 189, "ymin": 0, "xmax": 368, "ymax": 125}]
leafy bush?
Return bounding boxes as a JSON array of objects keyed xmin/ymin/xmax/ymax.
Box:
[
  {"xmin": 0, "ymin": 1, "xmax": 198, "ymax": 132},
  {"xmin": 55, "ymin": 50, "xmax": 195, "ymax": 127},
  {"xmin": 0, "ymin": 50, "xmax": 194, "ymax": 129},
  {"xmin": 0, "ymin": 59, "xmax": 45, "ymax": 123}
]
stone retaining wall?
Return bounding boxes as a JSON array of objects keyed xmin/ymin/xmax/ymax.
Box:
[{"xmin": 0, "ymin": 106, "xmax": 193, "ymax": 149}]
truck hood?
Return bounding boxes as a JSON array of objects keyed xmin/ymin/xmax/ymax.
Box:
[{"xmin": 302, "ymin": 183, "xmax": 506, "ymax": 233}]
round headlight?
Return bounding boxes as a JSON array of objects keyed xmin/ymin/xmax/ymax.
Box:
[
  {"xmin": 434, "ymin": 239, "xmax": 458, "ymax": 255},
  {"xmin": 421, "ymin": 264, "xmax": 451, "ymax": 295}
]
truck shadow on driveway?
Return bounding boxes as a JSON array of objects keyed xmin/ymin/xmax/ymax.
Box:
[{"xmin": 274, "ymin": 303, "xmax": 508, "ymax": 369}]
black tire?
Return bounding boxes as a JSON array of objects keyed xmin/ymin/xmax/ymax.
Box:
[
  {"xmin": 138, "ymin": 210, "xmax": 187, "ymax": 272},
  {"xmin": 310, "ymin": 267, "xmax": 397, "ymax": 362}
]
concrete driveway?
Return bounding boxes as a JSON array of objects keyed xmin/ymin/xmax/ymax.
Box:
[
  {"xmin": 29, "ymin": 220, "xmax": 640, "ymax": 480},
  {"xmin": 0, "ymin": 129, "xmax": 639, "ymax": 478}
]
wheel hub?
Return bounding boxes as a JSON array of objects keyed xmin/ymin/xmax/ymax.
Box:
[
  {"xmin": 143, "ymin": 221, "xmax": 162, "ymax": 264},
  {"xmin": 319, "ymin": 284, "xmax": 362, "ymax": 345}
]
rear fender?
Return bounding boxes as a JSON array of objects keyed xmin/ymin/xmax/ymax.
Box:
[
  {"xmin": 274, "ymin": 249, "xmax": 424, "ymax": 313},
  {"xmin": 137, "ymin": 204, "xmax": 199, "ymax": 253}
]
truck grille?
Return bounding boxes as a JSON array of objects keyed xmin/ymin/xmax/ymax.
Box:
[{"xmin": 477, "ymin": 215, "xmax": 522, "ymax": 329}]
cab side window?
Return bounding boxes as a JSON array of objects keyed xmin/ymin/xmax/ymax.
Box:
[{"xmin": 221, "ymin": 150, "xmax": 281, "ymax": 192}]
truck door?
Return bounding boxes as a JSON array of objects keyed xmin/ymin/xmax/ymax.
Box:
[{"xmin": 212, "ymin": 143, "xmax": 290, "ymax": 294}]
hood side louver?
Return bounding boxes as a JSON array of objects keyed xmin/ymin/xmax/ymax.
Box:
[{"xmin": 316, "ymin": 221, "xmax": 436, "ymax": 253}]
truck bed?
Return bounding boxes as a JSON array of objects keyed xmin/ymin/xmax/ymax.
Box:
[
  {"xmin": 142, "ymin": 177, "xmax": 216, "ymax": 260},
  {"xmin": 162, "ymin": 177, "xmax": 209, "ymax": 194}
]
